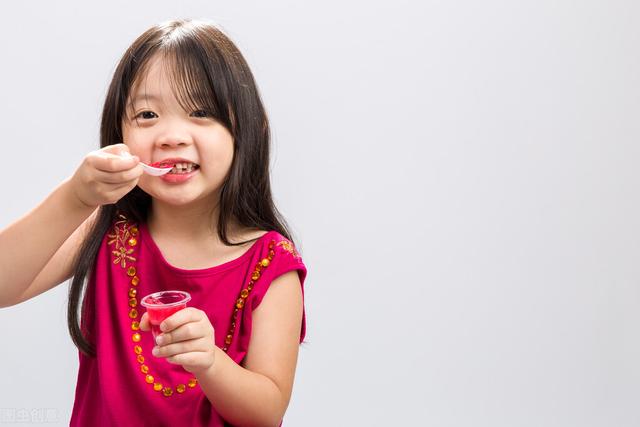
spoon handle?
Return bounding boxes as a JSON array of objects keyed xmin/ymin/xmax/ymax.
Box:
[{"xmin": 120, "ymin": 151, "xmax": 171, "ymax": 176}]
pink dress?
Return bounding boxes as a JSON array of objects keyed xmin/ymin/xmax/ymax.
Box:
[{"xmin": 70, "ymin": 214, "xmax": 307, "ymax": 426}]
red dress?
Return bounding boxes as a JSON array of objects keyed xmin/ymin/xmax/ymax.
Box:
[{"xmin": 70, "ymin": 214, "xmax": 307, "ymax": 426}]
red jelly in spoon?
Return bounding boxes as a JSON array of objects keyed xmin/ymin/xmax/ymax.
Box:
[{"xmin": 140, "ymin": 291, "xmax": 191, "ymax": 338}]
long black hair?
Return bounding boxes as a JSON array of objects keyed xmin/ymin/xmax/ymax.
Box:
[{"xmin": 68, "ymin": 19, "xmax": 294, "ymax": 356}]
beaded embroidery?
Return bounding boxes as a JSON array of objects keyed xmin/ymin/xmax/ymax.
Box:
[
  {"xmin": 277, "ymin": 240, "xmax": 301, "ymax": 260},
  {"xmin": 108, "ymin": 213, "xmax": 284, "ymax": 397}
]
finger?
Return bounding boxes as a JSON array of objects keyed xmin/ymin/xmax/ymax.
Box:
[
  {"xmin": 166, "ymin": 351, "xmax": 209, "ymax": 366},
  {"xmin": 156, "ymin": 321, "xmax": 203, "ymax": 346},
  {"xmin": 152, "ymin": 338, "xmax": 208, "ymax": 358},
  {"xmin": 94, "ymin": 166, "xmax": 143, "ymax": 184},
  {"xmin": 101, "ymin": 143, "xmax": 130, "ymax": 156},
  {"xmin": 160, "ymin": 307, "xmax": 203, "ymax": 333},
  {"xmin": 87, "ymin": 178, "xmax": 137, "ymax": 198},
  {"xmin": 90, "ymin": 150, "xmax": 139, "ymax": 173},
  {"xmin": 139, "ymin": 312, "xmax": 150, "ymax": 332}
]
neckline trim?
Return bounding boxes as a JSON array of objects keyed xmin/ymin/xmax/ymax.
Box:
[{"xmin": 139, "ymin": 222, "xmax": 273, "ymax": 276}]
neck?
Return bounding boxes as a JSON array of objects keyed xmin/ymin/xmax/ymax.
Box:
[
  {"xmin": 148, "ymin": 199, "xmax": 221, "ymax": 241},
  {"xmin": 147, "ymin": 198, "xmax": 250, "ymax": 245}
]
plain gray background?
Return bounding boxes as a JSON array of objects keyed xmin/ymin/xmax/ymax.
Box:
[{"xmin": 1, "ymin": 0, "xmax": 639, "ymax": 426}]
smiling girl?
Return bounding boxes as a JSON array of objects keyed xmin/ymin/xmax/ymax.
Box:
[{"xmin": 0, "ymin": 19, "xmax": 307, "ymax": 427}]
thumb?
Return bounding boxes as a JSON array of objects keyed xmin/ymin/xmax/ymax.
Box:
[
  {"xmin": 102, "ymin": 143, "xmax": 137, "ymax": 159},
  {"xmin": 139, "ymin": 312, "xmax": 150, "ymax": 332}
]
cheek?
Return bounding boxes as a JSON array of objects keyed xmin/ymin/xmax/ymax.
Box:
[
  {"xmin": 122, "ymin": 128, "xmax": 150, "ymax": 157},
  {"xmin": 122, "ymin": 125, "xmax": 136, "ymax": 148}
]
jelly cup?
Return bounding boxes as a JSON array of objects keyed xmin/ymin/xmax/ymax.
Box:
[{"xmin": 140, "ymin": 290, "xmax": 191, "ymax": 339}]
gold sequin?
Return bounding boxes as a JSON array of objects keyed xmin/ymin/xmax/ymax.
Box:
[
  {"xmin": 176, "ymin": 384, "xmax": 186, "ymax": 393},
  {"xmin": 128, "ymin": 288, "xmax": 137, "ymax": 298},
  {"xmin": 131, "ymin": 321, "xmax": 140, "ymax": 331},
  {"xmin": 153, "ymin": 383, "xmax": 163, "ymax": 392},
  {"xmin": 130, "ymin": 226, "xmax": 139, "ymax": 235},
  {"xmin": 131, "ymin": 276, "xmax": 140, "ymax": 286},
  {"xmin": 162, "ymin": 387, "xmax": 173, "ymax": 397},
  {"xmin": 127, "ymin": 266, "xmax": 136, "ymax": 277},
  {"xmin": 141, "ymin": 365, "xmax": 149, "ymax": 374},
  {"xmin": 222, "ymin": 241, "xmax": 277, "ymax": 354},
  {"xmin": 277, "ymin": 240, "xmax": 300, "ymax": 258},
  {"xmin": 129, "ymin": 298, "xmax": 137, "ymax": 308},
  {"xmin": 145, "ymin": 375, "xmax": 154, "ymax": 384},
  {"xmin": 129, "ymin": 309, "xmax": 138, "ymax": 319},
  {"xmin": 188, "ymin": 378, "xmax": 198, "ymax": 388},
  {"xmin": 132, "ymin": 333, "xmax": 141, "ymax": 342},
  {"xmin": 137, "ymin": 355, "xmax": 145, "ymax": 364},
  {"xmin": 128, "ymin": 237, "xmax": 138, "ymax": 246},
  {"xmin": 134, "ymin": 345, "xmax": 142, "ymax": 355}
]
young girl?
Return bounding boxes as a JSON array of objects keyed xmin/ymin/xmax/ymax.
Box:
[{"xmin": 0, "ymin": 19, "xmax": 307, "ymax": 426}]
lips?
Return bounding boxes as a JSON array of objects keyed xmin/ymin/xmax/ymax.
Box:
[{"xmin": 160, "ymin": 168, "xmax": 199, "ymax": 183}]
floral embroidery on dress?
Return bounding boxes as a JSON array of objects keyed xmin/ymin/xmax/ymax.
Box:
[
  {"xmin": 277, "ymin": 239, "xmax": 301, "ymax": 260},
  {"xmin": 107, "ymin": 215, "xmax": 137, "ymax": 268}
]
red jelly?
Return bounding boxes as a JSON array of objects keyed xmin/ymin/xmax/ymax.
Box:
[{"xmin": 140, "ymin": 291, "xmax": 191, "ymax": 338}]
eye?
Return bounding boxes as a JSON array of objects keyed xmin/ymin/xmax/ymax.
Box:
[
  {"xmin": 191, "ymin": 109, "xmax": 211, "ymax": 118},
  {"xmin": 135, "ymin": 111, "xmax": 158, "ymax": 120}
]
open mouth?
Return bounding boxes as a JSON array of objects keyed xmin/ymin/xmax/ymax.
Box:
[
  {"xmin": 151, "ymin": 161, "xmax": 200, "ymax": 174},
  {"xmin": 167, "ymin": 162, "xmax": 199, "ymax": 174}
]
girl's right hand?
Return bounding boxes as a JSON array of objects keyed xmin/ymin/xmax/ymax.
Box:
[{"xmin": 68, "ymin": 144, "xmax": 143, "ymax": 208}]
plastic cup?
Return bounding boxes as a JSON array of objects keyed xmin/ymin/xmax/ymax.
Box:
[{"xmin": 140, "ymin": 290, "xmax": 191, "ymax": 338}]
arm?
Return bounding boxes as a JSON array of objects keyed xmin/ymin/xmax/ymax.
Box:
[
  {"xmin": 0, "ymin": 179, "xmax": 95, "ymax": 307},
  {"xmin": 200, "ymin": 270, "xmax": 303, "ymax": 426},
  {"xmin": 145, "ymin": 270, "xmax": 304, "ymax": 427},
  {"xmin": 0, "ymin": 144, "xmax": 142, "ymax": 308}
]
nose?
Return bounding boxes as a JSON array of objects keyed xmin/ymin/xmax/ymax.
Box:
[{"xmin": 155, "ymin": 120, "xmax": 192, "ymax": 149}]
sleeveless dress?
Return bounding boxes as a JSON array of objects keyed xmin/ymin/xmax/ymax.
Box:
[{"xmin": 70, "ymin": 214, "xmax": 307, "ymax": 426}]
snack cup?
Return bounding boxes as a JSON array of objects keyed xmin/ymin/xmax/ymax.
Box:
[{"xmin": 140, "ymin": 290, "xmax": 191, "ymax": 339}]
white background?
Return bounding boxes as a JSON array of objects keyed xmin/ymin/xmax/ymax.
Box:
[{"xmin": 1, "ymin": 1, "xmax": 639, "ymax": 426}]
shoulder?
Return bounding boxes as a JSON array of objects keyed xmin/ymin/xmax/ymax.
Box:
[
  {"xmin": 257, "ymin": 231, "xmax": 307, "ymax": 292},
  {"xmin": 236, "ymin": 227, "xmax": 303, "ymax": 261},
  {"xmin": 262, "ymin": 231, "xmax": 303, "ymax": 261}
]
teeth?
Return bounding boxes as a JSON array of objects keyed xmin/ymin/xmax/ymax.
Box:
[{"xmin": 169, "ymin": 162, "xmax": 197, "ymax": 174}]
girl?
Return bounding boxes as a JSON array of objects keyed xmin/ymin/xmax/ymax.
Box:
[{"xmin": 0, "ymin": 19, "xmax": 307, "ymax": 426}]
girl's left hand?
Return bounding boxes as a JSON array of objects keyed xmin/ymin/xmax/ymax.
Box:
[{"xmin": 140, "ymin": 308, "xmax": 216, "ymax": 374}]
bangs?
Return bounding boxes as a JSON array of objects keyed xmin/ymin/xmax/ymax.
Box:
[
  {"xmin": 163, "ymin": 47, "xmax": 224, "ymax": 120},
  {"xmin": 126, "ymin": 41, "xmax": 229, "ymax": 130}
]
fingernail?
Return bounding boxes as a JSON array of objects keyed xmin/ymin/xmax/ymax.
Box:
[
  {"xmin": 152, "ymin": 346, "xmax": 159, "ymax": 356},
  {"xmin": 156, "ymin": 335, "xmax": 164, "ymax": 345}
]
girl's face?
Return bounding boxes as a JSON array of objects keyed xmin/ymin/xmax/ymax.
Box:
[{"xmin": 121, "ymin": 55, "xmax": 234, "ymax": 210}]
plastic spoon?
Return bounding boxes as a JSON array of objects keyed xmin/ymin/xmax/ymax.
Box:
[
  {"xmin": 120, "ymin": 152, "xmax": 172, "ymax": 176},
  {"xmin": 140, "ymin": 163, "xmax": 173, "ymax": 176}
]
